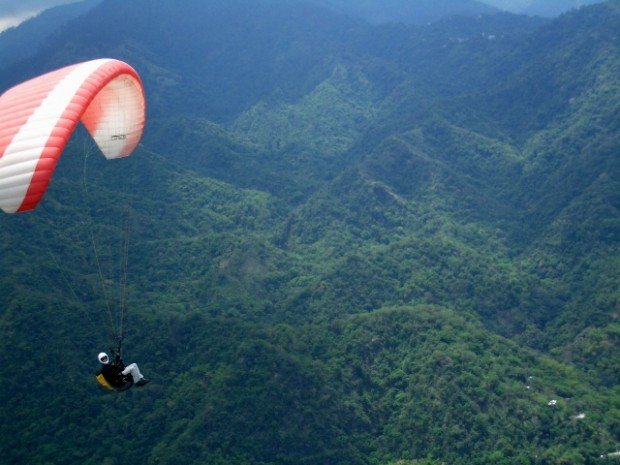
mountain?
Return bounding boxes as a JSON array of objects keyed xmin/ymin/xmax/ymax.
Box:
[
  {"xmin": 0, "ymin": 0, "xmax": 617, "ymax": 464},
  {"xmin": 309, "ymin": 0, "xmax": 499, "ymax": 24},
  {"xmin": 479, "ymin": 0, "xmax": 604, "ymax": 16},
  {"xmin": 524, "ymin": 0, "xmax": 604, "ymax": 16},
  {"xmin": 0, "ymin": 0, "xmax": 100, "ymax": 67}
]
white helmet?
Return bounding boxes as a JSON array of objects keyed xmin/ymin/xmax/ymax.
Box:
[{"xmin": 98, "ymin": 352, "xmax": 110, "ymax": 364}]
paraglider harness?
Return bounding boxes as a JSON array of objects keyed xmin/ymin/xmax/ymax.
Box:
[{"xmin": 95, "ymin": 339, "xmax": 133, "ymax": 392}]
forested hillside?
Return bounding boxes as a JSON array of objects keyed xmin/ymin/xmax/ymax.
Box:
[{"xmin": 0, "ymin": 0, "xmax": 617, "ymax": 464}]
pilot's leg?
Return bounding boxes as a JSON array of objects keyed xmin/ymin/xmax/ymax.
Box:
[{"xmin": 122, "ymin": 363, "xmax": 147, "ymax": 385}]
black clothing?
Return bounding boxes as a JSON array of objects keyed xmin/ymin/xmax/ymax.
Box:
[
  {"xmin": 97, "ymin": 362, "xmax": 132, "ymax": 390},
  {"xmin": 136, "ymin": 378, "xmax": 150, "ymax": 387}
]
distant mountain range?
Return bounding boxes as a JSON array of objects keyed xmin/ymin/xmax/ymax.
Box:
[
  {"xmin": 0, "ymin": 0, "xmax": 602, "ymax": 57},
  {"xmin": 0, "ymin": 0, "xmax": 100, "ymax": 66},
  {"xmin": 307, "ymin": 0, "xmax": 498, "ymax": 23},
  {"xmin": 480, "ymin": 0, "xmax": 604, "ymax": 16}
]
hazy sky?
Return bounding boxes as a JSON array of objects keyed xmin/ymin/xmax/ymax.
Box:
[{"xmin": 0, "ymin": 0, "xmax": 80, "ymax": 31}]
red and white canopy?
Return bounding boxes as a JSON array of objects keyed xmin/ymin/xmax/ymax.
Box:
[{"xmin": 0, "ymin": 58, "xmax": 146, "ymax": 213}]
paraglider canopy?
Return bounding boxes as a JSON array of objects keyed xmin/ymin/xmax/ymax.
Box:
[{"xmin": 0, "ymin": 58, "xmax": 146, "ymax": 213}]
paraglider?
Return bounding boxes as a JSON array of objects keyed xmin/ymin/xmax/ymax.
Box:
[
  {"xmin": 0, "ymin": 58, "xmax": 145, "ymax": 213},
  {"xmin": 0, "ymin": 59, "xmax": 148, "ymax": 391}
]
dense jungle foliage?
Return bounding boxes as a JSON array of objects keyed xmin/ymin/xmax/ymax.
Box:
[{"xmin": 0, "ymin": 0, "xmax": 618, "ymax": 464}]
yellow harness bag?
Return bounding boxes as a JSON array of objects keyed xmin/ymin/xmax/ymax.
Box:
[{"xmin": 96, "ymin": 374, "xmax": 116, "ymax": 392}]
